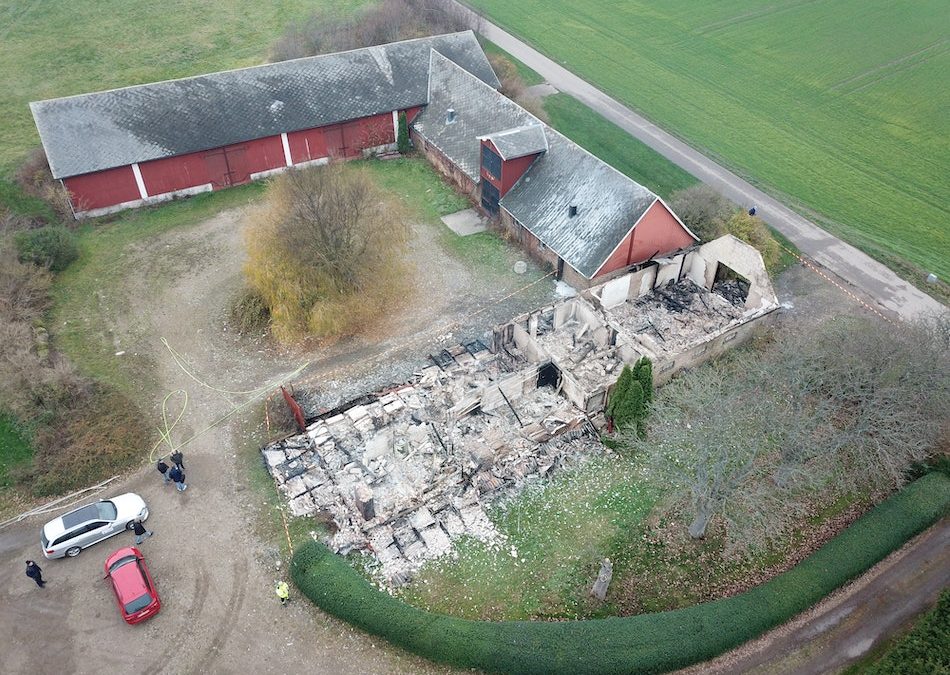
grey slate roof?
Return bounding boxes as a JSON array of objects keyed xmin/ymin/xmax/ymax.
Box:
[
  {"xmin": 30, "ymin": 31, "xmax": 498, "ymax": 179},
  {"xmin": 413, "ymin": 53, "xmax": 537, "ymax": 180},
  {"xmin": 482, "ymin": 125, "xmax": 548, "ymax": 160},
  {"xmin": 415, "ymin": 52, "xmax": 663, "ymax": 279}
]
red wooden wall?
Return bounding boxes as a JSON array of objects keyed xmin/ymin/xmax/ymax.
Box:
[
  {"xmin": 479, "ymin": 139, "xmax": 539, "ymax": 197},
  {"xmin": 66, "ymin": 110, "xmax": 404, "ymax": 213},
  {"xmin": 594, "ymin": 201, "xmax": 696, "ymax": 277},
  {"xmin": 64, "ymin": 166, "xmax": 140, "ymax": 211}
]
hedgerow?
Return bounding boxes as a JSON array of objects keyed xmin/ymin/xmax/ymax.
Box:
[{"xmin": 291, "ymin": 472, "xmax": 950, "ymax": 674}]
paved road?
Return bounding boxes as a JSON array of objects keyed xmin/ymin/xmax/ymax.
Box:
[{"xmin": 450, "ymin": 1, "xmax": 947, "ymax": 322}]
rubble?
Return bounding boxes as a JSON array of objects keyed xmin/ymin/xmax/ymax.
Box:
[
  {"xmin": 263, "ymin": 339, "xmax": 604, "ymax": 587},
  {"xmin": 262, "ymin": 235, "xmax": 780, "ymax": 589}
]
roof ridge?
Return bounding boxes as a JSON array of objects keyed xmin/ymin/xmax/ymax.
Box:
[
  {"xmin": 31, "ymin": 31, "xmax": 477, "ymax": 107},
  {"xmin": 427, "ymin": 52, "xmax": 656, "ymax": 199}
]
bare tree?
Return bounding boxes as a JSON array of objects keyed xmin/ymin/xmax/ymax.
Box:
[
  {"xmin": 667, "ymin": 184, "xmax": 733, "ymax": 242},
  {"xmin": 624, "ymin": 314, "xmax": 949, "ymax": 551}
]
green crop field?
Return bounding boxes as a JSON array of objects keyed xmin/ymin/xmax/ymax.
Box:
[
  {"xmin": 467, "ymin": 0, "xmax": 950, "ymax": 282},
  {"xmin": 0, "ymin": 0, "xmax": 371, "ymax": 176}
]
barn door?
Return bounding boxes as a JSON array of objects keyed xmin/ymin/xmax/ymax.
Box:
[
  {"xmin": 204, "ymin": 145, "xmax": 249, "ymax": 188},
  {"xmin": 342, "ymin": 122, "xmax": 364, "ymax": 158},
  {"xmin": 325, "ymin": 127, "xmax": 345, "ymax": 160}
]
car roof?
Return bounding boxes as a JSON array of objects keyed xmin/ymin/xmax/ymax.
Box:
[
  {"xmin": 62, "ymin": 503, "xmax": 101, "ymax": 529},
  {"xmin": 109, "ymin": 555, "xmax": 149, "ymax": 602}
]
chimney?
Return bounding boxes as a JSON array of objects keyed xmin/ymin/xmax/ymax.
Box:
[
  {"xmin": 568, "ymin": 204, "xmax": 578, "ymax": 218},
  {"xmin": 446, "ymin": 108, "xmax": 457, "ymax": 124}
]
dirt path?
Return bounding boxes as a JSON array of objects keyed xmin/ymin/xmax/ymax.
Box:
[
  {"xmin": 681, "ymin": 519, "xmax": 950, "ymax": 675},
  {"xmin": 445, "ymin": 0, "xmax": 947, "ymax": 322},
  {"xmin": 0, "ymin": 202, "xmax": 553, "ymax": 675}
]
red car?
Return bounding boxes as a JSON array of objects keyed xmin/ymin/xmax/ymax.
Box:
[{"xmin": 104, "ymin": 547, "xmax": 161, "ymax": 624}]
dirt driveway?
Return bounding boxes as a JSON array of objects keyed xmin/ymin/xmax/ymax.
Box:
[{"xmin": 0, "ymin": 203, "xmax": 553, "ymax": 674}]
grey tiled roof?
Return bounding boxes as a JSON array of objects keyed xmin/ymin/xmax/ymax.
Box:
[
  {"xmin": 413, "ymin": 52, "xmax": 536, "ymax": 180},
  {"xmin": 415, "ymin": 53, "xmax": 661, "ymax": 279},
  {"xmin": 482, "ymin": 125, "xmax": 548, "ymax": 160},
  {"xmin": 31, "ymin": 32, "xmax": 498, "ymax": 179}
]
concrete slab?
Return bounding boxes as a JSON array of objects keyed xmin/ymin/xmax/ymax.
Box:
[{"xmin": 441, "ymin": 208, "xmax": 487, "ymax": 236}]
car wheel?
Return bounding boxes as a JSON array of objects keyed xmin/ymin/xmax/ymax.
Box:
[
  {"xmin": 126, "ymin": 520, "xmax": 136, "ymax": 531},
  {"xmin": 65, "ymin": 546, "xmax": 82, "ymax": 557}
]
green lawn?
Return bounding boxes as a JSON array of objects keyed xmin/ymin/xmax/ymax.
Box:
[
  {"xmin": 0, "ymin": 0, "xmax": 370, "ymax": 175},
  {"xmin": 544, "ymin": 94, "xmax": 696, "ymax": 199},
  {"xmin": 399, "ymin": 457, "xmax": 660, "ymax": 620},
  {"xmin": 467, "ymin": 0, "xmax": 950, "ymax": 282},
  {"xmin": 0, "ymin": 414, "xmax": 32, "ymax": 488}
]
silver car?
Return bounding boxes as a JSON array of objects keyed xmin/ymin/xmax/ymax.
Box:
[{"xmin": 41, "ymin": 493, "xmax": 149, "ymax": 559}]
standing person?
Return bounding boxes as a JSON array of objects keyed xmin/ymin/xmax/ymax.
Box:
[
  {"xmin": 157, "ymin": 459, "xmax": 171, "ymax": 484},
  {"xmin": 169, "ymin": 465, "xmax": 187, "ymax": 492},
  {"xmin": 25, "ymin": 560, "xmax": 46, "ymax": 588},
  {"xmin": 132, "ymin": 519, "xmax": 152, "ymax": 545},
  {"xmin": 170, "ymin": 450, "xmax": 185, "ymax": 471},
  {"xmin": 275, "ymin": 580, "xmax": 289, "ymax": 606}
]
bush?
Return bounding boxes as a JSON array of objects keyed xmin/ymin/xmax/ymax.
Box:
[
  {"xmin": 270, "ymin": 0, "xmax": 471, "ymax": 62},
  {"xmin": 292, "ymin": 473, "xmax": 950, "ymax": 674},
  {"xmin": 723, "ymin": 211, "xmax": 780, "ymax": 272},
  {"xmin": 15, "ymin": 226, "xmax": 79, "ymax": 272},
  {"xmin": 229, "ymin": 286, "xmax": 271, "ymax": 335},
  {"xmin": 14, "ymin": 149, "xmax": 76, "ymax": 220},
  {"xmin": 397, "ymin": 111, "xmax": 410, "ymax": 154},
  {"xmin": 27, "ymin": 385, "xmax": 147, "ymax": 496},
  {"xmin": 668, "ymin": 184, "xmax": 733, "ymax": 241}
]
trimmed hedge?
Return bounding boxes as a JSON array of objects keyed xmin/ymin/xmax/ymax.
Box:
[{"xmin": 292, "ymin": 473, "xmax": 950, "ymax": 674}]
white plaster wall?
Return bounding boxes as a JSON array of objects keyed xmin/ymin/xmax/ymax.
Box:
[
  {"xmin": 697, "ymin": 235, "xmax": 777, "ymax": 310},
  {"xmin": 599, "ymin": 274, "xmax": 631, "ymax": 309}
]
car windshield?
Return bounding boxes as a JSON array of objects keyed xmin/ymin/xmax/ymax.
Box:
[
  {"xmin": 97, "ymin": 500, "xmax": 118, "ymax": 520},
  {"xmin": 109, "ymin": 555, "xmax": 137, "ymax": 574},
  {"xmin": 124, "ymin": 593, "xmax": 153, "ymax": 615}
]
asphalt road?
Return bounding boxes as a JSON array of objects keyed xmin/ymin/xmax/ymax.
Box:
[{"xmin": 449, "ymin": 0, "xmax": 947, "ymax": 322}]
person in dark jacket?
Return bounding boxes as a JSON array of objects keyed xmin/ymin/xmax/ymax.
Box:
[
  {"xmin": 170, "ymin": 450, "xmax": 185, "ymax": 471},
  {"xmin": 157, "ymin": 459, "xmax": 171, "ymax": 484},
  {"xmin": 25, "ymin": 560, "xmax": 46, "ymax": 588},
  {"xmin": 169, "ymin": 465, "xmax": 187, "ymax": 492},
  {"xmin": 132, "ymin": 519, "xmax": 152, "ymax": 545}
]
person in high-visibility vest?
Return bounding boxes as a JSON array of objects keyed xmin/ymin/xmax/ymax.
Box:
[{"xmin": 275, "ymin": 580, "xmax": 290, "ymax": 606}]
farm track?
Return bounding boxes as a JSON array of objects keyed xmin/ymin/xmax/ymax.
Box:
[{"xmin": 449, "ymin": 0, "xmax": 946, "ymax": 322}]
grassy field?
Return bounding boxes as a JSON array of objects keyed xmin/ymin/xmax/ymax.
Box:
[
  {"xmin": 467, "ymin": 0, "xmax": 950, "ymax": 282},
  {"xmin": 544, "ymin": 94, "xmax": 696, "ymax": 199},
  {"xmin": 0, "ymin": 0, "xmax": 372, "ymax": 175},
  {"xmin": 0, "ymin": 415, "xmax": 32, "ymax": 488}
]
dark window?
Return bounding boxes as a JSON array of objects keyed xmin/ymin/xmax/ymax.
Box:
[
  {"xmin": 97, "ymin": 500, "xmax": 118, "ymax": 521},
  {"xmin": 109, "ymin": 555, "xmax": 138, "ymax": 574},
  {"xmin": 62, "ymin": 504, "xmax": 99, "ymax": 529},
  {"xmin": 53, "ymin": 530, "xmax": 81, "ymax": 546},
  {"xmin": 481, "ymin": 181, "xmax": 500, "ymax": 214},
  {"xmin": 481, "ymin": 144, "xmax": 502, "ymax": 179},
  {"xmin": 124, "ymin": 593, "xmax": 154, "ymax": 615},
  {"xmin": 85, "ymin": 521, "xmax": 108, "ymax": 533}
]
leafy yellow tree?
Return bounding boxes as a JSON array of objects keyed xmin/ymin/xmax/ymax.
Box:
[{"xmin": 244, "ymin": 166, "xmax": 410, "ymax": 343}]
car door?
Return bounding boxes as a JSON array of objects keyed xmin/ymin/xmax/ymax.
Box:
[{"xmin": 80, "ymin": 520, "xmax": 113, "ymax": 547}]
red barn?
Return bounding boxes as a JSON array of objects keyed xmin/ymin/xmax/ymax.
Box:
[
  {"xmin": 412, "ymin": 52, "xmax": 697, "ymax": 288},
  {"xmin": 31, "ymin": 33, "xmax": 696, "ymax": 287},
  {"xmin": 29, "ymin": 33, "xmax": 496, "ymax": 218}
]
